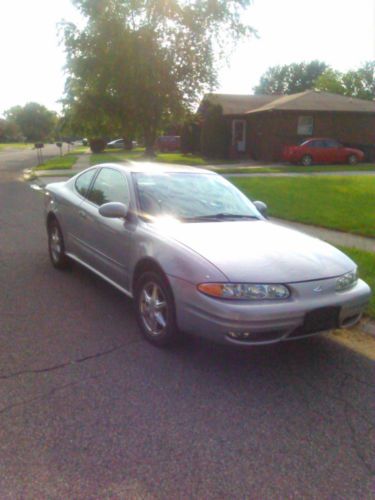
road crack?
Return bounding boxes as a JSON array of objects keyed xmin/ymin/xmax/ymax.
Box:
[{"xmin": 0, "ymin": 340, "xmax": 140, "ymax": 381}]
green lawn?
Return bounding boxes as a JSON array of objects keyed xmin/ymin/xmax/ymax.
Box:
[
  {"xmin": 34, "ymin": 155, "xmax": 77, "ymax": 170},
  {"xmin": 71, "ymin": 145, "xmax": 89, "ymax": 154},
  {"xmin": 339, "ymin": 246, "xmax": 375, "ymax": 318},
  {"xmin": 231, "ymin": 175, "xmax": 375, "ymax": 238},
  {"xmin": 0, "ymin": 142, "xmax": 33, "ymax": 151},
  {"xmin": 216, "ymin": 163, "xmax": 375, "ymax": 174},
  {"xmin": 89, "ymin": 148, "xmax": 230, "ymax": 167}
]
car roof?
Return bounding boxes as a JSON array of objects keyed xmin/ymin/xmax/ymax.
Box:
[
  {"xmin": 303, "ymin": 137, "xmax": 336, "ymax": 141},
  {"xmin": 91, "ymin": 161, "xmax": 216, "ymax": 175}
]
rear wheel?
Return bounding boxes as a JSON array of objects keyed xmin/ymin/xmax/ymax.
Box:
[
  {"xmin": 348, "ymin": 154, "xmax": 358, "ymax": 165},
  {"xmin": 135, "ymin": 271, "xmax": 179, "ymax": 347},
  {"xmin": 48, "ymin": 219, "xmax": 69, "ymax": 269},
  {"xmin": 301, "ymin": 155, "xmax": 313, "ymax": 166}
]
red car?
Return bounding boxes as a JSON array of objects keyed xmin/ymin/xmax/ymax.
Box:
[{"xmin": 283, "ymin": 138, "xmax": 364, "ymax": 166}]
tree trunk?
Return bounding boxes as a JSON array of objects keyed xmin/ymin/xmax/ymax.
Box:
[
  {"xmin": 143, "ymin": 128, "xmax": 156, "ymax": 157},
  {"xmin": 123, "ymin": 137, "xmax": 133, "ymax": 150}
]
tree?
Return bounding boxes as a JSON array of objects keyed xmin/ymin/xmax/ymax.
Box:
[
  {"xmin": 5, "ymin": 103, "xmax": 57, "ymax": 142},
  {"xmin": 254, "ymin": 61, "xmax": 328, "ymax": 95},
  {"xmin": 61, "ymin": 0, "xmax": 255, "ymax": 155},
  {"xmin": 313, "ymin": 68, "xmax": 345, "ymax": 95},
  {"xmin": 0, "ymin": 118, "xmax": 21, "ymax": 142},
  {"xmin": 315, "ymin": 62, "xmax": 375, "ymax": 100}
]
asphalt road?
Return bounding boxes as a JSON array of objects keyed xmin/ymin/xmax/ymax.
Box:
[{"xmin": 0, "ymin": 149, "xmax": 374, "ymax": 499}]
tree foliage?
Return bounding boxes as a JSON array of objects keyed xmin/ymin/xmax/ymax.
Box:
[
  {"xmin": 61, "ymin": 0, "xmax": 255, "ymax": 154},
  {"xmin": 314, "ymin": 62, "xmax": 375, "ymax": 100},
  {"xmin": 0, "ymin": 118, "xmax": 21, "ymax": 142},
  {"xmin": 254, "ymin": 61, "xmax": 328, "ymax": 95},
  {"xmin": 5, "ymin": 103, "xmax": 57, "ymax": 142}
]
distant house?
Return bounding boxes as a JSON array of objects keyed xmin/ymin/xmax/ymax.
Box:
[{"xmin": 200, "ymin": 90, "xmax": 375, "ymax": 161}]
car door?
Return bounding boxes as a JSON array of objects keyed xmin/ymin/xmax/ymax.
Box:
[
  {"xmin": 64, "ymin": 168, "xmax": 98, "ymax": 257},
  {"xmin": 78, "ymin": 167, "xmax": 134, "ymax": 290},
  {"xmin": 323, "ymin": 139, "xmax": 341, "ymax": 163},
  {"xmin": 309, "ymin": 140, "xmax": 326, "ymax": 163}
]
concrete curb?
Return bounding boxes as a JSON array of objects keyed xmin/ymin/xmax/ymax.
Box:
[{"xmin": 359, "ymin": 318, "xmax": 375, "ymax": 337}]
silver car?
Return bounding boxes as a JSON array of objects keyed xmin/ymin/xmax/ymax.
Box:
[{"xmin": 45, "ymin": 163, "xmax": 371, "ymax": 347}]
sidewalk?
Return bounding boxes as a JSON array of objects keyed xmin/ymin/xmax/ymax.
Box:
[{"xmin": 272, "ymin": 218, "xmax": 375, "ymax": 253}]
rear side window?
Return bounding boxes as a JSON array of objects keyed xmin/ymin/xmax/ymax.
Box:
[
  {"xmin": 75, "ymin": 169, "xmax": 96, "ymax": 198},
  {"xmin": 87, "ymin": 168, "xmax": 130, "ymax": 206},
  {"xmin": 310, "ymin": 140, "xmax": 324, "ymax": 148},
  {"xmin": 324, "ymin": 139, "xmax": 340, "ymax": 148}
]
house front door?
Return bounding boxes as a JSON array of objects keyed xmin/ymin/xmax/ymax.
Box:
[{"xmin": 232, "ymin": 119, "xmax": 246, "ymax": 153}]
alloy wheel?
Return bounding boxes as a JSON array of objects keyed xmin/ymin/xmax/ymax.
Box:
[
  {"xmin": 348, "ymin": 154, "xmax": 358, "ymax": 165},
  {"xmin": 139, "ymin": 281, "xmax": 168, "ymax": 336},
  {"xmin": 50, "ymin": 226, "xmax": 62, "ymax": 264}
]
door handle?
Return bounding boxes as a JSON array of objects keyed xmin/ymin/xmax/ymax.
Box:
[{"xmin": 79, "ymin": 210, "xmax": 87, "ymax": 219}]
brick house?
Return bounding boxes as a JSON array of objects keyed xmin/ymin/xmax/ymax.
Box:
[{"xmin": 200, "ymin": 90, "xmax": 375, "ymax": 161}]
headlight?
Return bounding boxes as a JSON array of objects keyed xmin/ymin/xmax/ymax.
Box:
[
  {"xmin": 336, "ymin": 269, "xmax": 358, "ymax": 291},
  {"xmin": 197, "ymin": 283, "xmax": 290, "ymax": 300}
]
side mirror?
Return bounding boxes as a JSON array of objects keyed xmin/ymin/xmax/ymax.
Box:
[
  {"xmin": 253, "ymin": 200, "xmax": 268, "ymax": 218},
  {"xmin": 99, "ymin": 202, "xmax": 128, "ymax": 219}
]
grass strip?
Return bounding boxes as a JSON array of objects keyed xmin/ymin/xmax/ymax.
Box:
[
  {"xmin": 34, "ymin": 155, "xmax": 77, "ymax": 170},
  {"xmin": 338, "ymin": 246, "xmax": 375, "ymax": 318},
  {"xmin": 215, "ymin": 164, "xmax": 375, "ymax": 174}
]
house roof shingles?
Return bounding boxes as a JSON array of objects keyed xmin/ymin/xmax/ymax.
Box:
[
  {"xmin": 203, "ymin": 90, "xmax": 375, "ymax": 115},
  {"xmin": 202, "ymin": 93, "xmax": 278, "ymax": 115}
]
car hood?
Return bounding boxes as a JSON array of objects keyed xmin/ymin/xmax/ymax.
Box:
[{"xmin": 150, "ymin": 220, "xmax": 355, "ymax": 283}]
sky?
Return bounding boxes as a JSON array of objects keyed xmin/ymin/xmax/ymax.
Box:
[{"xmin": 0, "ymin": 0, "xmax": 374, "ymax": 117}]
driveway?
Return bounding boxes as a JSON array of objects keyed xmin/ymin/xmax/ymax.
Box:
[{"xmin": 0, "ymin": 152, "xmax": 374, "ymax": 498}]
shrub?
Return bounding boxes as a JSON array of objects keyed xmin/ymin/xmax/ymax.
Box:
[
  {"xmin": 200, "ymin": 103, "xmax": 230, "ymax": 159},
  {"xmin": 89, "ymin": 138, "xmax": 106, "ymax": 153},
  {"xmin": 181, "ymin": 121, "xmax": 201, "ymax": 154}
]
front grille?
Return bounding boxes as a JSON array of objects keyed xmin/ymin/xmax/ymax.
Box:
[{"xmin": 290, "ymin": 306, "xmax": 340, "ymax": 338}]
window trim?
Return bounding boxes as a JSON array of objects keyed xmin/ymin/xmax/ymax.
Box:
[
  {"xmin": 85, "ymin": 166, "xmax": 131, "ymax": 207},
  {"xmin": 297, "ymin": 116, "xmax": 314, "ymax": 136},
  {"xmin": 74, "ymin": 167, "xmax": 98, "ymax": 200}
]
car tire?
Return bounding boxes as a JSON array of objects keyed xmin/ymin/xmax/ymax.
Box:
[
  {"xmin": 134, "ymin": 271, "xmax": 179, "ymax": 347},
  {"xmin": 301, "ymin": 155, "xmax": 313, "ymax": 166},
  {"xmin": 48, "ymin": 219, "xmax": 70, "ymax": 270},
  {"xmin": 348, "ymin": 154, "xmax": 358, "ymax": 165}
]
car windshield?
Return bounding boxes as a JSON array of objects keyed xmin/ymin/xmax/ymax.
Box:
[{"xmin": 133, "ymin": 172, "xmax": 261, "ymax": 222}]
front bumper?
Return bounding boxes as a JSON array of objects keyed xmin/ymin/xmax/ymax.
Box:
[{"xmin": 168, "ymin": 276, "xmax": 371, "ymax": 345}]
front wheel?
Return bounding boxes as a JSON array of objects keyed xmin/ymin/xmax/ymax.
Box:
[
  {"xmin": 48, "ymin": 219, "xmax": 70, "ymax": 269},
  {"xmin": 134, "ymin": 271, "xmax": 179, "ymax": 347},
  {"xmin": 348, "ymin": 154, "xmax": 358, "ymax": 165},
  {"xmin": 301, "ymin": 155, "xmax": 313, "ymax": 166}
]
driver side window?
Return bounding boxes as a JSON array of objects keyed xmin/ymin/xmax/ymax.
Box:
[{"xmin": 87, "ymin": 168, "xmax": 130, "ymax": 206}]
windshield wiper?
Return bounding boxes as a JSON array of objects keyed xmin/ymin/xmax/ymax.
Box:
[{"xmin": 183, "ymin": 213, "xmax": 260, "ymax": 222}]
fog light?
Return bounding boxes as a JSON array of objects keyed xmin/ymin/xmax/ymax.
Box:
[{"xmin": 228, "ymin": 331, "xmax": 251, "ymax": 340}]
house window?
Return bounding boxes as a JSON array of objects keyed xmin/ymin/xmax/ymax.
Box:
[{"xmin": 297, "ymin": 116, "xmax": 313, "ymax": 136}]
